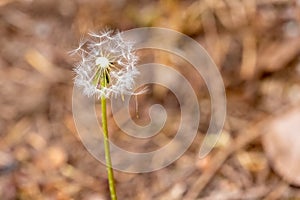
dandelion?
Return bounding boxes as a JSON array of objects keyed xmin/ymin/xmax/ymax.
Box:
[
  {"xmin": 71, "ymin": 30, "xmax": 141, "ymax": 200},
  {"xmin": 72, "ymin": 29, "xmax": 140, "ymax": 99}
]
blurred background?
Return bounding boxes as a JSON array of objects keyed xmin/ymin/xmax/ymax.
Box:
[{"xmin": 1, "ymin": 0, "xmax": 300, "ymax": 199}]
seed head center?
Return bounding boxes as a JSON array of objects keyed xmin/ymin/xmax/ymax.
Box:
[{"xmin": 96, "ymin": 57, "xmax": 110, "ymax": 69}]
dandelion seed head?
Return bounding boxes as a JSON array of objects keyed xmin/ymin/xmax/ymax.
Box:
[{"xmin": 71, "ymin": 30, "xmax": 140, "ymax": 99}]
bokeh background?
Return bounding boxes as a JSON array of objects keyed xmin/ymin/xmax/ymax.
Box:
[{"xmin": 1, "ymin": 0, "xmax": 300, "ymax": 199}]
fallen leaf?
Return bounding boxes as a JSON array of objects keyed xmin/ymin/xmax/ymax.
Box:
[{"xmin": 262, "ymin": 107, "xmax": 300, "ymax": 186}]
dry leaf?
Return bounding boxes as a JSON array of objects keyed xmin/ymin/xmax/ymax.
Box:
[{"xmin": 262, "ymin": 107, "xmax": 300, "ymax": 186}]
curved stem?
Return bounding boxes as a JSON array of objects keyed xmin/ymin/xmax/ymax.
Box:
[{"xmin": 101, "ymin": 76, "xmax": 117, "ymax": 200}]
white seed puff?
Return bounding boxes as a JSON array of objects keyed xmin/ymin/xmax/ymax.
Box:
[{"xmin": 71, "ymin": 30, "xmax": 140, "ymax": 99}]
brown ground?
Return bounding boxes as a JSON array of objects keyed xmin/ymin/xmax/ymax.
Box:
[{"xmin": 1, "ymin": 0, "xmax": 300, "ymax": 199}]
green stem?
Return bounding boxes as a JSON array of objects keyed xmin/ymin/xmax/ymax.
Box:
[{"xmin": 101, "ymin": 76, "xmax": 117, "ymax": 200}]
